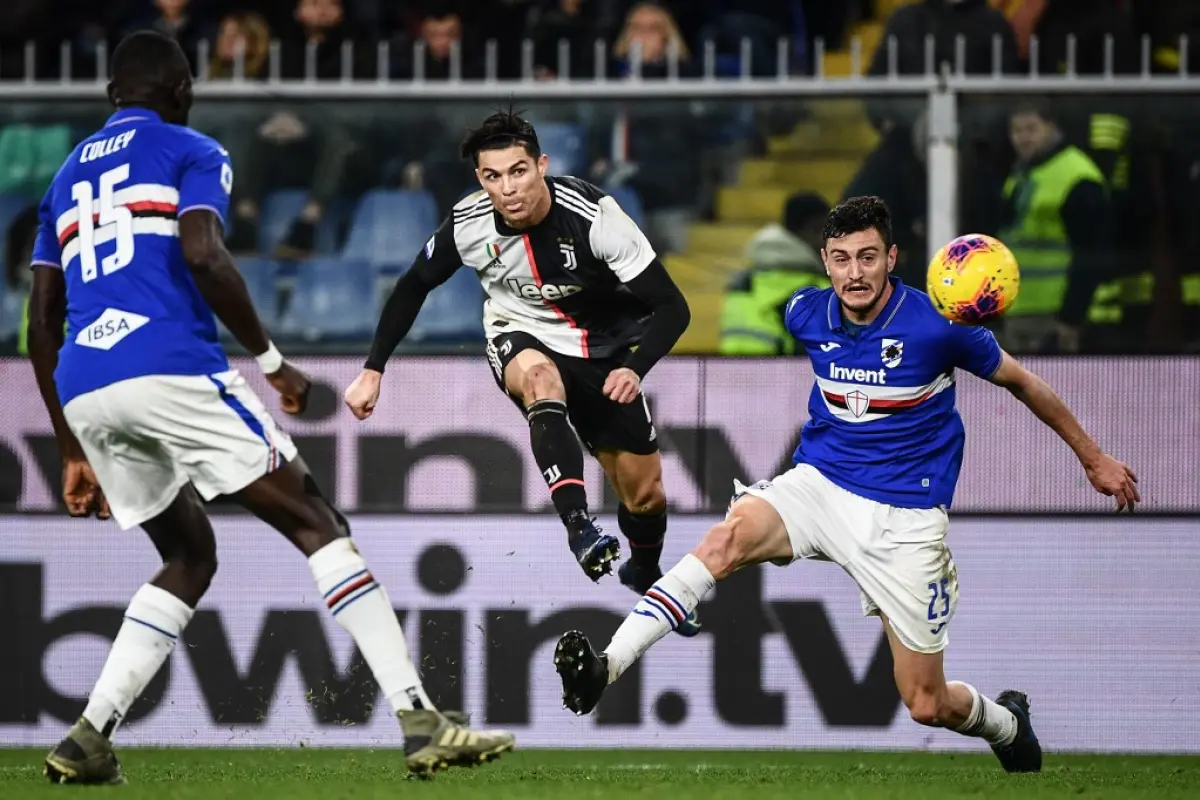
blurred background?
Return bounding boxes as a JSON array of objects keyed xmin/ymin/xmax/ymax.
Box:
[{"xmin": 0, "ymin": 0, "xmax": 1198, "ymax": 358}]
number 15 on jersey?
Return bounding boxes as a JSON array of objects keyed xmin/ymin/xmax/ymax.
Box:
[{"xmin": 70, "ymin": 163, "xmax": 135, "ymax": 283}]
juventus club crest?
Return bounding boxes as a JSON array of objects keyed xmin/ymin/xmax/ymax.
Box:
[
  {"xmin": 559, "ymin": 241, "xmax": 577, "ymax": 271},
  {"xmin": 881, "ymin": 338, "xmax": 904, "ymax": 369}
]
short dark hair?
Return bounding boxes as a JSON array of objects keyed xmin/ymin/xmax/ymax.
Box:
[
  {"xmin": 109, "ymin": 31, "xmax": 191, "ymax": 105},
  {"xmin": 460, "ymin": 111, "xmax": 542, "ymax": 166},
  {"xmin": 822, "ymin": 196, "xmax": 893, "ymax": 249},
  {"xmin": 1010, "ymin": 98, "xmax": 1058, "ymax": 126},
  {"xmin": 784, "ymin": 191, "xmax": 831, "ymax": 237}
]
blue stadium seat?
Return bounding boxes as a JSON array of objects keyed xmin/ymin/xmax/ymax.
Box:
[
  {"xmin": 278, "ymin": 258, "xmax": 377, "ymax": 340},
  {"xmin": 342, "ymin": 190, "xmax": 439, "ymax": 268},
  {"xmin": 406, "ymin": 265, "xmax": 485, "ymax": 345},
  {"xmin": 237, "ymin": 257, "xmax": 280, "ymax": 328},
  {"xmin": 535, "ymin": 123, "xmax": 586, "ymax": 177},
  {"xmin": 213, "ymin": 258, "xmax": 279, "ymax": 341},
  {"xmin": 605, "ymin": 185, "xmax": 646, "ymax": 230},
  {"xmin": 258, "ymin": 189, "xmax": 344, "ymax": 256}
]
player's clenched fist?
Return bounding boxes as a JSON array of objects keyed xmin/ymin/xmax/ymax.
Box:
[
  {"xmin": 62, "ymin": 457, "xmax": 110, "ymax": 520},
  {"xmin": 345, "ymin": 369, "xmax": 382, "ymax": 420},
  {"xmin": 603, "ymin": 367, "xmax": 641, "ymax": 404},
  {"xmin": 265, "ymin": 361, "xmax": 312, "ymax": 415}
]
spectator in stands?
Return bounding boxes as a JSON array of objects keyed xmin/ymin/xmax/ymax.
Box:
[
  {"xmin": 590, "ymin": 2, "xmax": 705, "ymax": 254},
  {"xmin": 255, "ymin": 0, "xmax": 374, "ymax": 257},
  {"xmin": 719, "ymin": 192, "xmax": 830, "ymax": 355},
  {"xmin": 996, "ymin": 100, "xmax": 1111, "ymax": 354},
  {"xmin": 191, "ymin": 11, "xmax": 275, "ymax": 254},
  {"xmin": 125, "ymin": 0, "xmax": 214, "ymax": 75},
  {"xmin": 527, "ymin": 0, "xmax": 597, "ymax": 79},
  {"xmin": 207, "ymin": 12, "xmax": 271, "ymax": 79},
  {"xmin": 841, "ymin": 111, "xmax": 928, "ymax": 289},
  {"xmin": 390, "ymin": 6, "xmax": 482, "ymax": 79},
  {"xmin": 866, "ymin": 0, "xmax": 1019, "ymax": 237}
]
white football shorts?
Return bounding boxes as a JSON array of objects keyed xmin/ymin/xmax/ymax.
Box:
[
  {"xmin": 62, "ymin": 370, "xmax": 298, "ymax": 530},
  {"xmin": 735, "ymin": 463, "xmax": 958, "ymax": 654}
]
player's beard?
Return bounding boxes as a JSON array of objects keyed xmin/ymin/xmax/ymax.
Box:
[{"xmin": 839, "ymin": 279, "xmax": 887, "ymax": 319}]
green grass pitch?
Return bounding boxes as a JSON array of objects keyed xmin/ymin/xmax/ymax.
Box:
[{"xmin": 2, "ymin": 748, "xmax": 1198, "ymax": 798}]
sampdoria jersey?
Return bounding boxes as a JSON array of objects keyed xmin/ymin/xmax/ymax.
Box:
[
  {"xmin": 786, "ymin": 277, "xmax": 1003, "ymax": 509},
  {"xmin": 414, "ymin": 176, "xmax": 657, "ymax": 359},
  {"xmin": 31, "ymin": 108, "xmax": 233, "ymax": 406}
]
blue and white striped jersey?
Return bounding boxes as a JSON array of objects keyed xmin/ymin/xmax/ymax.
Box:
[
  {"xmin": 31, "ymin": 107, "xmax": 233, "ymax": 405},
  {"xmin": 785, "ymin": 277, "xmax": 1003, "ymax": 509}
]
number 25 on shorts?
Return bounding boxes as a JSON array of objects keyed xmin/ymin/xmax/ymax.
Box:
[{"xmin": 927, "ymin": 577, "xmax": 951, "ymax": 634}]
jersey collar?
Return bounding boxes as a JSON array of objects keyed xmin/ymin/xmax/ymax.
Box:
[
  {"xmin": 105, "ymin": 107, "xmax": 162, "ymax": 128},
  {"xmin": 826, "ymin": 276, "xmax": 907, "ymax": 332}
]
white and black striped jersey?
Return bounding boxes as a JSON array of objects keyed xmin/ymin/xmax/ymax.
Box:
[{"xmin": 416, "ymin": 176, "xmax": 657, "ymax": 359}]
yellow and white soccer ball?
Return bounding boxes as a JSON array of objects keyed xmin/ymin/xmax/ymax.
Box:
[{"xmin": 926, "ymin": 234, "xmax": 1021, "ymax": 325}]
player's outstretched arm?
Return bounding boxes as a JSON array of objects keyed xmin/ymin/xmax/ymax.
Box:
[
  {"xmin": 988, "ymin": 351, "xmax": 1140, "ymax": 511},
  {"xmin": 346, "ymin": 223, "xmax": 461, "ymax": 420}
]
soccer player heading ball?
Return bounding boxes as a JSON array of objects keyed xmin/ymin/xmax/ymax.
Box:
[
  {"xmin": 346, "ymin": 112, "xmax": 699, "ymax": 634},
  {"xmin": 555, "ymin": 196, "xmax": 1140, "ymax": 773}
]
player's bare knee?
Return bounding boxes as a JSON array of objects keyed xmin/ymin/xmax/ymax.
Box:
[
  {"xmin": 171, "ymin": 548, "xmax": 217, "ymax": 594},
  {"xmin": 693, "ymin": 515, "xmax": 754, "ymax": 580},
  {"xmin": 520, "ymin": 363, "xmax": 565, "ymax": 405}
]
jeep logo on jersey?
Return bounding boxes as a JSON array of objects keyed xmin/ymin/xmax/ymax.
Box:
[
  {"xmin": 881, "ymin": 339, "xmax": 904, "ymax": 369},
  {"xmin": 506, "ymin": 278, "xmax": 583, "ymax": 302},
  {"xmin": 75, "ymin": 308, "xmax": 150, "ymax": 351}
]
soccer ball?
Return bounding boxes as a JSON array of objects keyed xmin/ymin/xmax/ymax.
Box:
[{"xmin": 926, "ymin": 234, "xmax": 1020, "ymax": 324}]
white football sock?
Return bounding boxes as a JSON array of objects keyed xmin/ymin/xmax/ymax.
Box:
[
  {"xmin": 950, "ymin": 681, "xmax": 1018, "ymax": 746},
  {"xmin": 83, "ymin": 584, "xmax": 194, "ymax": 738},
  {"xmin": 309, "ymin": 538, "xmax": 434, "ymax": 713},
  {"xmin": 603, "ymin": 553, "xmax": 716, "ymax": 683}
]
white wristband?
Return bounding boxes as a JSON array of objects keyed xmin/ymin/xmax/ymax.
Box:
[{"xmin": 256, "ymin": 342, "xmax": 284, "ymax": 374}]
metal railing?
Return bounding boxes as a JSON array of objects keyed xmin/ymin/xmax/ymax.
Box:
[{"xmin": 3, "ymin": 32, "xmax": 1199, "ymax": 257}]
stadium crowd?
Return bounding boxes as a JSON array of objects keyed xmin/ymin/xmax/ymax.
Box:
[{"xmin": 1, "ymin": 1, "xmax": 1198, "ymax": 356}]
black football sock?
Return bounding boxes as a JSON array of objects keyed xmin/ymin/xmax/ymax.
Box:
[
  {"xmin": 526, "ymin": 399, "xmax": 589, "ymax": 526},
  {"xmin": 618, "ymin": 503, "xmax": 666, "ymax": 571}
]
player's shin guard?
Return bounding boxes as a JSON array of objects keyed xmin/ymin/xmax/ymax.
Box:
[
  {"xmin": 82, "ymin": 584, "xmax": 194, "ymax": 738},
  {"xmin": 604, "ymin": 554, "xmax": 715, "ymax": 682},
  {"xmin": 526, "ymin": 399, "xmax": 589, "ymax": 523},
  {"xmin": 309, "ymin": 538, "xmax": 434, "ymax": 713},
  {"xmin": 617, "ymin": 503, "xmax": 666, "ymax": 571}
]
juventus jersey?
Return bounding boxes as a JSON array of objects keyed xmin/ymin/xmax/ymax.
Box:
[{"xmin": 414, "ymin": 176, "xmax": 657, "ymax": 359}]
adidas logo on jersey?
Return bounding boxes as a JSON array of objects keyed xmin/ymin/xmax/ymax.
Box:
[
  {"xmin": 829, "ymin": 362, "xmax": 887, "ymax": 385},
  {"xmin": 506, "ymin": 278, "xmax": 583, "ymax": 302}
]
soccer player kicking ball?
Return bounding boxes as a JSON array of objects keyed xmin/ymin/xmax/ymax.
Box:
[
  {"xmin": 345, "ymin": 111, "xmax": 698, "ymax": 635},
  {"xmin": 554, "ymin": 197, "xmax": 1140, "ymax": 773},
  {"xmin": 27, "ymin": 32, "xmax": 512, "ymax": 784}
]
